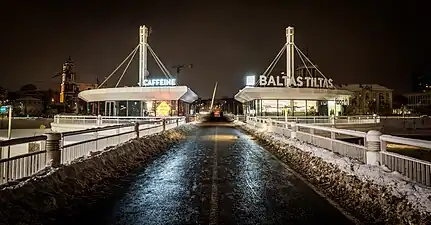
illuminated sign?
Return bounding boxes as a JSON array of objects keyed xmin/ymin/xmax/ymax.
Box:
[
  {"xmin": 156, "ymin": 101, "xmax": 171, "ymax": 116},
  {"xmin": 0, "ymin": 106, "xmax": 8, "ymax": 114},
  {"xmin": 246, "ymin": 76, "xmax": 255, "ymax": 86},
  {"xmin": 258, "ymin": 75, "xmax": 334, "ymax": 89},
  {"xmin": 143, "ymin": 79, "xmax": 176, "ymax": 86}
]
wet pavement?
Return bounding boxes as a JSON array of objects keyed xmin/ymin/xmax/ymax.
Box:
[{"xmin": 55, "ymin": 124, "xmax": 355, "ymax": 225}]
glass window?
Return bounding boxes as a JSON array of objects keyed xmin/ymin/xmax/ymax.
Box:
[
  {"xmin": 261, "ymin": 100, "xmax": 277, "ymax": 116},
  {"xmin": 293, "ymin": 100, "xmax": 306, "ymax": 116},
  {"xmin": 143, "ymin": 100, "xmax": 155, "ymax": 116},
  {"xmin": 328, "ymin": 100, "xmax": 336, "ymax": 116},
  {"xmin": 127, "ymin": 101, "xmax": 141, "ymax": 117},
  {"xmin": 118, "ymin": 101, "xmax": 127, "ymax": 116},
  {"xmin": 306, "ymin": 100, "xmax": 318, "ymax": 116},
  {"xmin": 278, "ymin": 100, "xmax": 293, "ymax": 116},
  {"xmin": 256, "ymin": 99, "xmax": 261, "ymax": 116}
]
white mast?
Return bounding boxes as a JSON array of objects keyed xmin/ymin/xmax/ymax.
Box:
[
  {"xmin": 286, "ymin": 26, "xmax": 295, "ymax": 87},
  {"xmin": 139, "ymin": 25, "xmax": 149, "ymax": 86},
  {"xmin": 210, "ymin": 82, "xmax": 218, "ymax": 111}
]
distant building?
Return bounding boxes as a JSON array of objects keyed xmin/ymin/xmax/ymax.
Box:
[
  {"xmin": 339, "ymin": 84, "xmax": 393, "ymax": 115},
  {"xmin": 0, "ymin": 86, "xmax": 7, "ymax": 105},
  {"xmin": 14, "ymin": 84, "xmax": 44, "ymax": 116},
  {"xmin": 412, "ymin": 71, "xmax": 431, "ymax": 93},
  {"xmin": 53, "ymin": 58, "xmax": 98, "ymax": 114},
  {"xmin": 404, "ymin": 92, "xmax": 431, "ymax": 115},
  {"xmin": 218, "ymin": 97, "xmax": 243, "ymax": 115},
  {"xmin": 76, "ymin": 83, "xmax": 98, "ymax": 114}
]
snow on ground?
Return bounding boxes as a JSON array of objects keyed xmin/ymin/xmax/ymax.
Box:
[
  {"xmin": 238, "ymin": 121, "xmax": 431, "ymax": 215},
  {"xmin": 0, "ymin": 124, "xmax": 195, "ymax": 224}
]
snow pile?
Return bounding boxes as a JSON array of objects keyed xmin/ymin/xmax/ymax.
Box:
[
  {"xmin": 0, "ymin": 124, "xmax": 195, "ymax": 224},
  {"xmin": 239, "ymin": 122, "xmax": 431, "ymax": 225}
]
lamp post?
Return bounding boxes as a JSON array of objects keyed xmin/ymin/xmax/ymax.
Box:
[{"xmin": 0, "ymin": 105, "xmax": 12, "ymax": 159}]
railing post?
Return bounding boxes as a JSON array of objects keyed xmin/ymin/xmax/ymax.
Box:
[
  {"xmin": 135, "ymin": 122, "xmax": 140, "ymax": 138},
  {"xmin": 176, "ymin": 118, "xmax": 179, "ymax": 127},
  {"xmin": 366, "ymin": 130, "xmax": 382, "ymax": 166},
  {"xmin": 97, "ymin": 115, "xmax": 102, "ymax": 125},
  {"xmin": 163, "ymin": 119, "xmax": 166, "ymax": 131},
  {"xmin": 290, "ymin": 122, "xmax": 297, "ymax": 139},
  {"xmin": 330, "ymin": 131, "xmax": 335, "ymax": 151},
  {"xmin": 267, "ymin": 118, "xmax": 272, "ymax": 130},
  {"xmin": 45, "ymin": 132, "xmax": 61, "ymax": 167}
]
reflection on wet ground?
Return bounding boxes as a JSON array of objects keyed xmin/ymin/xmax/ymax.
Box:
[{"xmin": 54, "ymin": 125, "xmax": 354, "ymax": 225}]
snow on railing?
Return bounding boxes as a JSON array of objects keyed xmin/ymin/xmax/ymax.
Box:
[
  {"xmin": 53, "ymin": 115, "xmax": 185, "ymax": 126},
  {"xmin": 0, "ymin": 117, "xmax": 186, "ymax": 186},
  {"xmin": 246, "ymin": 116, "xmax": 431, "ymax": 187},
  {"xmin": 249, "ymin": 115, "xmax": 379, "ymax": 125}
]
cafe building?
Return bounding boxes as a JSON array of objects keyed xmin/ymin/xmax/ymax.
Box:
[
  {"xmin": 78, "ymin": 78, "xmax": 198, "ymax": 117},
  {"xmin": 234, "ymin": 26, "xmax": 352, "ymax": 117},
  {"xmin": 234, "ymin": 67, "xmax": 352, "ymax": 117}
]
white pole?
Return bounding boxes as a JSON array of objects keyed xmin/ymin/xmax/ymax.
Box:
[
  {"xmin": 210, "ymin": 82, "xmax": 218, "ymax": 111},
  {"xmin": 7, "ymin": 106, "xmax": 12, "ymax": 158},
  {"xmin": 286, "ymin": 27, "xmax": 295, "ymax": 87},
  {"xmin": 139, "ymin": 25, "xmax": 149, "ymax": 86}
]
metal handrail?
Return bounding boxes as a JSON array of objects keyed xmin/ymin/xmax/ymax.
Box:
[
  {"xmin": 0, "ymin": 150, "xmax": 47, "ymax": 163},
  {"xmin": 0, "ymin": 135, "xmax": 47, "ymax": 147},
  {"xmin": 62, "ymin": 123, "xmax": 165, "ymax": 148}
]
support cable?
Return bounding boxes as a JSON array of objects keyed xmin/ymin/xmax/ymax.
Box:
[
  {"xmin": 98, "ymin": 44, "xmax": 140, "ymax": 88},
  {"xmin": 147, "ymin": 44, "xmax": 174, "ymax": 79},
  {"xmin": 295, "ymin": 44, "xmax": 338, "ymax": 89},
  {"xmin": 115, "ymin": 46, "xmax": 139, "ymax": 87},
  {"xmin": 147, "ymin": 45, "xmax": 169, "ymax": 78},
  {"xmin": 295, "ymin": 47, "xmax": 313, "ymax": 78},
  {"xmin": 255, "ymin": 44, "xmax": 287, "ymax": 86},
  {"xmin": 266, "ymin": 45, "xmax": 286, "ymax": 80}
]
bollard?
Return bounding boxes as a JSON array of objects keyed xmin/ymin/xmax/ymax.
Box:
[
  {"xmin": 366, "ymin": 130, "xmax": 382, "ymax": 166},
  {"xmin": 290, "ymin": 122, "xmax": 297, "ymax": 139},
  {"xmin": 45, "ymin": 132, "xmax": 61, "ymax": 167},
  {"xmin": 163, "ymin": 119, "xmax": 166, "ymax": 131},
  {"xmin": 97, "ymin": 115, "xmax": 102, "ymax": 125},
  {"xmin": 134, "ymin": 122, "xmax": 140, "ymax": 138}
]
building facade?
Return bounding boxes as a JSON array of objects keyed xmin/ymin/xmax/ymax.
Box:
[
  {"xmin": 339, "ymin": 84, "xmax": 393, "ymax": 115},
  {"xmin": 404, "ymin": 92, "xmax": 431, "ymax": 114},
  {"xmin": 235, "ymin": 66, "xmax": 352, "ymax": 117}
]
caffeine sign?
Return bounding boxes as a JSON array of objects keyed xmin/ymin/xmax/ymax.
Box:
[{"xmin": 258, "ymin": 75, "xmax": 334, "ymax": 89}]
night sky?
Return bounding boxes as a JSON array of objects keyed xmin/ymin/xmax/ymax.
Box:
[{"xmin": 1, "ymin": 1, "xmax": 429, "ymax": 98}]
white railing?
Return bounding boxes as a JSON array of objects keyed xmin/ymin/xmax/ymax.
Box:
[
  {"xmin": 380, "ymin": 135, "xmax": 431, "ymax": 186},
  {"xmin": 53, "ymin": 115, "xmax": 185, "ymax": 126},
  {"xmin": 245, "ymin": 116, "xmax": 431, "ymax": 187},
  {"xmin": 250, "ymin": 115, "xmax": 379, "ymax": 125},
  {"xmin": 0, "ymin": 117, "xmax": 186, "ymax": 185}
]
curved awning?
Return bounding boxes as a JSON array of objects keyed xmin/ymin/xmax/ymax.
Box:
[
  {"xmin": 234, "ymin": 87, "xmax": 352, "ymax": 103},
  {"xmin": 78, "ymin": 86, "xmax": 198, "ymax": 103}
]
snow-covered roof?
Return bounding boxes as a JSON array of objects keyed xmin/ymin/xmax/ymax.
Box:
[
  {"xmin": 78, "ymin": 86, "xmax": 198, "ymax": 103},
  {"xmin": 234, "ymin": 87, "xmax": 352, "ymax": 103},
  {"xmin": 338, "ymin": 84, "xmax": 392, "ymax": 92}
]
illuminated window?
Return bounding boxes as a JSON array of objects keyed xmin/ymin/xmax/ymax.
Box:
[
  {"xmin": 261, "ymin": 100, "xmax": 277, "ymax": 116},
  {"xmin": 306, "ymin": 100, "xmax": 318, "ymax": 116},
  {"xmin": 278, "ymin": 100, "xmax": 293, "ymax": 116},
  {"xmin": 293, "ymin": 100, "xmax": 306, "ymax": 116}
]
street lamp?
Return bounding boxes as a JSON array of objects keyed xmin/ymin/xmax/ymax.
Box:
[{"xmin": 0, "ymin": 105, "xmax": 12, "ymax": 159}]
